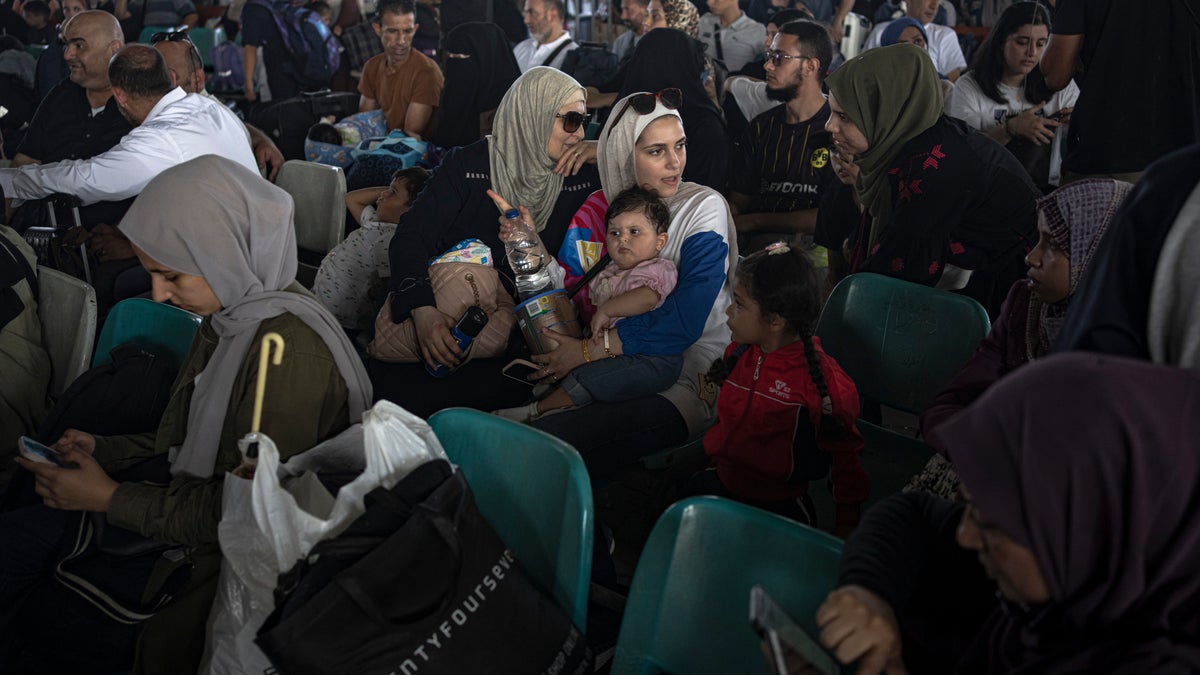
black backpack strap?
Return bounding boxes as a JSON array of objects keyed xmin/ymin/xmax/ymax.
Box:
[
  {"xmin": 566, "ymin": 253, "xmax": 610, "ymax": 299},
  {"xmin": 541, "ymin": 39, "xmax": 572, "ymax": 68}
]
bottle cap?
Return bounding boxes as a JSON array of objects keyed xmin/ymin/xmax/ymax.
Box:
[{"xmin": 504, "ymin": 208, "xmax": 520, "ymax": 220}]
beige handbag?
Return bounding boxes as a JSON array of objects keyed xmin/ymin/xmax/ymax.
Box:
[{"xmin": 367, "ymin": 262, "xmax": 516, "ymax": 363}]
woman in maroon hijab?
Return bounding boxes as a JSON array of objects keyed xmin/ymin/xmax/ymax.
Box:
[{"xmin": 816, "ymin": 352, "xmax": 1200, "ymax": 675}]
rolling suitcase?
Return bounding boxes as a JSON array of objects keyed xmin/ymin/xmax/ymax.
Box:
[
  {"xmin": 21, "ymin": 194, "xmax": 93, "ymax": 284},
  {"xmin": 250, "ymin": 89, "xmax": 360, "ymax": 161}
]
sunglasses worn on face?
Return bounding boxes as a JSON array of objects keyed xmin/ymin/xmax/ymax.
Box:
[
  {"xmin": 609, "ymin": 87, "xmax": 683, "ymax": 130},
  {"xmin": 765, "ymin": 48, "xmax": 810, "ymax": 67},
  {"xmin": 556, "ymin": 111, "xmax": 592, "ymax": 133}
]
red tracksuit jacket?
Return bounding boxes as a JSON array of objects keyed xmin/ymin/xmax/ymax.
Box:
[{"xmin": 703, "ymin": 338, "xmax": 869, "ymax": 526}]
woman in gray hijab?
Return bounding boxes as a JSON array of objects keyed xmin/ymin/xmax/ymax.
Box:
[
  {"xmin": 2, "ymin": 155, "xmax": 371, "ymax": 674},
  {"xmin": 370, "ymin": 66, "xmax": 602, "ymax": 414}
]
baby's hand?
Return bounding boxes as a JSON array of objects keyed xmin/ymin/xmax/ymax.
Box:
[{"xmin": 589, "ymin": 311, "xmax": 610, "ymax": 342}]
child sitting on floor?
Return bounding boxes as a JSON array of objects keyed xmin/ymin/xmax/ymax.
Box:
[
  {"xmin": 694, "ymin": 243, "xmax": 869, "ymax": 534},
  {"xmin": 495, "ymin": 186, "xmax": 683, "ymax": 421}
]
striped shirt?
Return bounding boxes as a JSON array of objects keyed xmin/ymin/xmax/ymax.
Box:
[{"xmin": 732, "ymin": 102, "xmax": 836, "ymax": 214}]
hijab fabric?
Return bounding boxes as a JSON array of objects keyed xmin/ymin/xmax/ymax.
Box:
[
  {"xmin": 597, "ymin": 92, "xmax": 683, "ymax": 203},
  {"xmin": 824, "ymin": 44, "xmax": 942, "ymax": 247},
  {"xmin": 486, "ymin": 66, "xmax": 585, "ymax": 232},
  {"xmin": 1147, "ymin": 178, "xmax": 1200, "ymax": 367},
  {"xmin": 434, "ymin": 22, "xmax": 520, "ymax": 149},
  {"xmin": 658, "ymin": 0, "xmax": 700, "ymax": 37},
  {"xmin": 880, "ymin": 17, "xmax": 927, "ymax": 46},
  {"xmin": 121, "ymin": 155, "xmax": 372, "ymax": 479},
  {"xmin": 933, "ymin": 353, "xmax": 1200, "ymax": 670},
  {"xmin": 1026, "ymin": 179, "xmax": 1132, "ymax": 360}
]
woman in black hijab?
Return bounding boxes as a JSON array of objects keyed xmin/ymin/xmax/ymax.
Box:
[
  {"xmin": 619, "ymin": 27, "xmax": 730, "ymax": 192},
  {"xmin": 431, "ymin": 22, "xmax": 521, "ymax": 150}
]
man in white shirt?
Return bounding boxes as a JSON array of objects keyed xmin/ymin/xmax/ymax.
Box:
[
  {"xmin": 699, "ymin": 0, "xmax": 767, "ymax": 72},
  {"xmin": 862, "ymin": 0, "xmax": 965, "ymax": 81},
  {"xmin": 0, "ymin": 44, "xmax": 259, "ymax": 205},
  {"xmin": 613, "ymin": 0, "xmax": 649, "ymax": 61},
  {"xmin": 153, "ymin": 35, "xmax": 285, "ymax": 181},
  {"xmin": 513, "ymin": 0, "xmax": 577, "ymax": 72}
]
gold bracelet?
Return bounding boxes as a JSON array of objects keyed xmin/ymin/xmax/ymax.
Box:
[
  {"xmin": 581, "ymin": 340, "xmax": 591, "ymax": 363},
  {"xmin": 603, "ymin": 328, "xmax": 616, "ymax": 358}
]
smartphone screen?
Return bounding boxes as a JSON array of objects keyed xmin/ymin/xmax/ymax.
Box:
[{"xmin": 18, "ymin": 436, "xmax": 76, "ymax": 468}]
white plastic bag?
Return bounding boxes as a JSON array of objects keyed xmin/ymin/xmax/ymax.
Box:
[{"xmin": 202, "ymin": 400, "xmax": 448, "ymax": 675}]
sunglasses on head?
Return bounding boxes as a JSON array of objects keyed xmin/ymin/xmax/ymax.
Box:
[
  {"xmin": 150, "ymin": 28, "xmax": 191, "ymax": 43},
  {"xmin": 555, "ymin": 110, "xmax": 593, "ymax": 134},
  {"xmin": 610, "ymin": 88, "xmax": 683, "ymax": 130},
  {"xmin": 765, "ymin": 48, "xmax": 810, "ymax": 67}
]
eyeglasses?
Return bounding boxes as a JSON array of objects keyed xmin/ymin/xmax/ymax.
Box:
[
  {"xmin": 609, "ymin": 87, "xmax": 683, "ymax": 130},
  {"xmin": 765, "ymin": 49, "xmax": 811, "ymax": 67},
  {"xmin": 556, "ymin": 111, "xmax": 593, "ymax": 134},
  {"xmin": 150, "ymin": 28, "xmax": 191, "ymax": 44}
]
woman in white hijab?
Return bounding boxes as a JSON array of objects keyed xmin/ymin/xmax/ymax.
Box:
[
  {"xmin": 3, "ymin": 155, "xmax": 370, "ymax": 674},
  {"xmin": 369, "ymin": 66, "xmax": 602, "ymax": 414},
  {"xmin": 532, "ymin": 90, "xmax": 739, "ymax": 478}
]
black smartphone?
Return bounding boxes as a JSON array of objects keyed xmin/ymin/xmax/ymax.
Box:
[
  {"xmin": 750, "ymin": 585, "xmax": 840, "ymax": 675},
  {"xmin": 501, "ymin": 358, "xmax": 543, "ymax": 385}
]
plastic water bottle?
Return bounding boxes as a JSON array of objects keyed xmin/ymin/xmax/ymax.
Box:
[
  {"xmin": 503, "ymin": 208, "xmax": 554, "ymax": 299},
  {"xmin": 426, "ymin": 306, "xmax": 489, "ymax": 377}
]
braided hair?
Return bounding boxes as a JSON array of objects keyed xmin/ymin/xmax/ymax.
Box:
[{"xmin": 707, "ymin": 243, "xmax": 848, "ymax": 441}]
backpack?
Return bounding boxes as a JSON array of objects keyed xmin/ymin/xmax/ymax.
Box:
[
  {"xmin": 561, "ymin": 42, "xmax": 620, "ymax": 88},
  {"xmin": 248, "ymin": 0, "xmax": 340, "ymax": 87},
  {"xmin": 210, "ymin": 40, "xmax": 245, "ymax": 92}
]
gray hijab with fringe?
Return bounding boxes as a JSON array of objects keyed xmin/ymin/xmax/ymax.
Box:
[
  {"xmin": 487, "ymin": 66, "xmax": 585, "ymax": 232},
  {"xmin": 121, "ymin": 155, "xmax": 372, "ymax": 479}
]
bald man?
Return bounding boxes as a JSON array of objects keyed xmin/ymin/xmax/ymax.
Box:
[
  {"xmin": 14, "ymin": 11, "xmax": 128, "ymax": 170},
  {"xmin": 153, "ymin": 37, "xmax": 285, "ymax": 180}
]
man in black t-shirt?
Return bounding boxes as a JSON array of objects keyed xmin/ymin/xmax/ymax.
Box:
[
  {"xmin": 241, "ymin": 0, "xmax": 306, "ymax": 102},
  {"xmin": 1043, "ymin": 0, "xmax": 1200, "ymax": 180},
  {"xmin": 729, "ymin": 19, "xmax": 836, "ymax": 246},
  {"xmin": 12, "ymin": 11, "xmax": 132, "ymax": 231}
]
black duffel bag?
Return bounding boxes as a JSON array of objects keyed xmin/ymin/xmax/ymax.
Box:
[
  {"xmin": 256, "ymin": 459, "xmax": 592, "ymax": 675},
  {"xmin": 249, "ymin": 89, "xmax": 359, "ymax": 161}
]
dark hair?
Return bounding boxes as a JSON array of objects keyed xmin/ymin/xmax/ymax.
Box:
[
  {"xmin": 22, "ymin": 1, "xmax": 50, "ymax": 18},
  {"xmin": 307, "ymin": 0, "xmax": 332, "ymax": 14},
  {"xmin": 605, "ymin": 185, "xmax": 671, "ymax": 235},
  {"xmin": 969, "ymin": 2, "xmax": 1053, "ymax": 105},
  {"xmin": 108, "ymin": 44, "xmax": 172, "ymax": 98},
  {"xmin": 778, "ymin": 19, "xmax": 833, "ymax": 83},
  {"xmin": 391, "ymin": 166, "xmax": 431, "ymax": 205},
  {"xmin": 767, "ymin": 8, "xmax": 806, "ymax": 29},
  {"xmin": 307, "ymin": 122, "xmax": 342, "ymax": 145},
  {"xmin": 706, "ymin": 244, "xmax": 848, "ymax": 440},
  {"xmin": 374, "ymin": 0, "xmax": 415, "ymax": 22},
  {"xmin": 0, "ymin": 35, "xmax": 24, "ymax": 53}
]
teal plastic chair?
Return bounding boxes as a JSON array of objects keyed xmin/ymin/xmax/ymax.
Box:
[
  {"xmin": 137, "ymin": 25, "xmax": 176, "ymax": 43},
  {"xmin": 185, "ymin": 26, "xmax": 226, "ymax": 68},
  {"xmin": 815, "ymin": 273, "xmax": 992, "ymax": 503},
  {"xmin": 427, "ymin": 408, "xmax": 594, "ymax": 629},
  {"xmin": 92, "ymin": 298, "xmax": 203, "ymax": 373},
  {"xmin": 611, "ymin": 497, "xmax": 844, "ymax": 675}
]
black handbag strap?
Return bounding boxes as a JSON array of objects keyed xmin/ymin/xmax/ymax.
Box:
[
  {"xmin": 0, "ymin": 233, "xmax": 38, "ymax": 301},
  {"xmin": 541, "ymin": 39, "xmax": 572, "ymax": 67},
  {"xmin": 566, "ymin": 253, "xmax": 610, "ymax": 299}
]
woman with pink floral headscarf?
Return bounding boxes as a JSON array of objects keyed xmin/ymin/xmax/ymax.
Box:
[{"xmin": 920, "ymin": 178, "xmax": 1132, "ymax": 458}]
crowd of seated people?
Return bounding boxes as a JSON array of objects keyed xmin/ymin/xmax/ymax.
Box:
[{"xmin": 2, "ymin": 0, "xmax": 1200, "ymax": 671}]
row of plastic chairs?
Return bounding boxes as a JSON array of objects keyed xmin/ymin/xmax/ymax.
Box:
[{"xmin": 137, "ymin": 25, "xmax": 226, "ymax": 69}]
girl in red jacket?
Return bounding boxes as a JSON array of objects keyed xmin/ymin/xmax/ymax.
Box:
[{"xmin": 694, "ymin": 243, "xmax": 869, "ymax": 533}]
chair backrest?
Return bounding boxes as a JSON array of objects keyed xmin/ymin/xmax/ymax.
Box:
[
  {"xmin": 92, "ymin": 298, "xmax": 203, "ymax": 373},
  {"xmin": 611, "ymin": 497, "xmax": 844, "ymax": 675},
  {"xmin": 427, "ymin": 408, "xmax": 594, "ymax": 629},
  {"xmin": 816, "ymin": 273, "xmax": 992, "ymax": 415},
  {"xmin": 36, "ymin": 266, "xmax": 97, "ymax": 397},
  {"xmin": 276, "ymin": 160, "xmax": 346, "ymax": 255}
]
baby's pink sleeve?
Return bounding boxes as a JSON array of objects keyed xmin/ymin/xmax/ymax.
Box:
[{"xmin": 627, "ymin": 259, "xmax": 679, "ymax": 310}]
